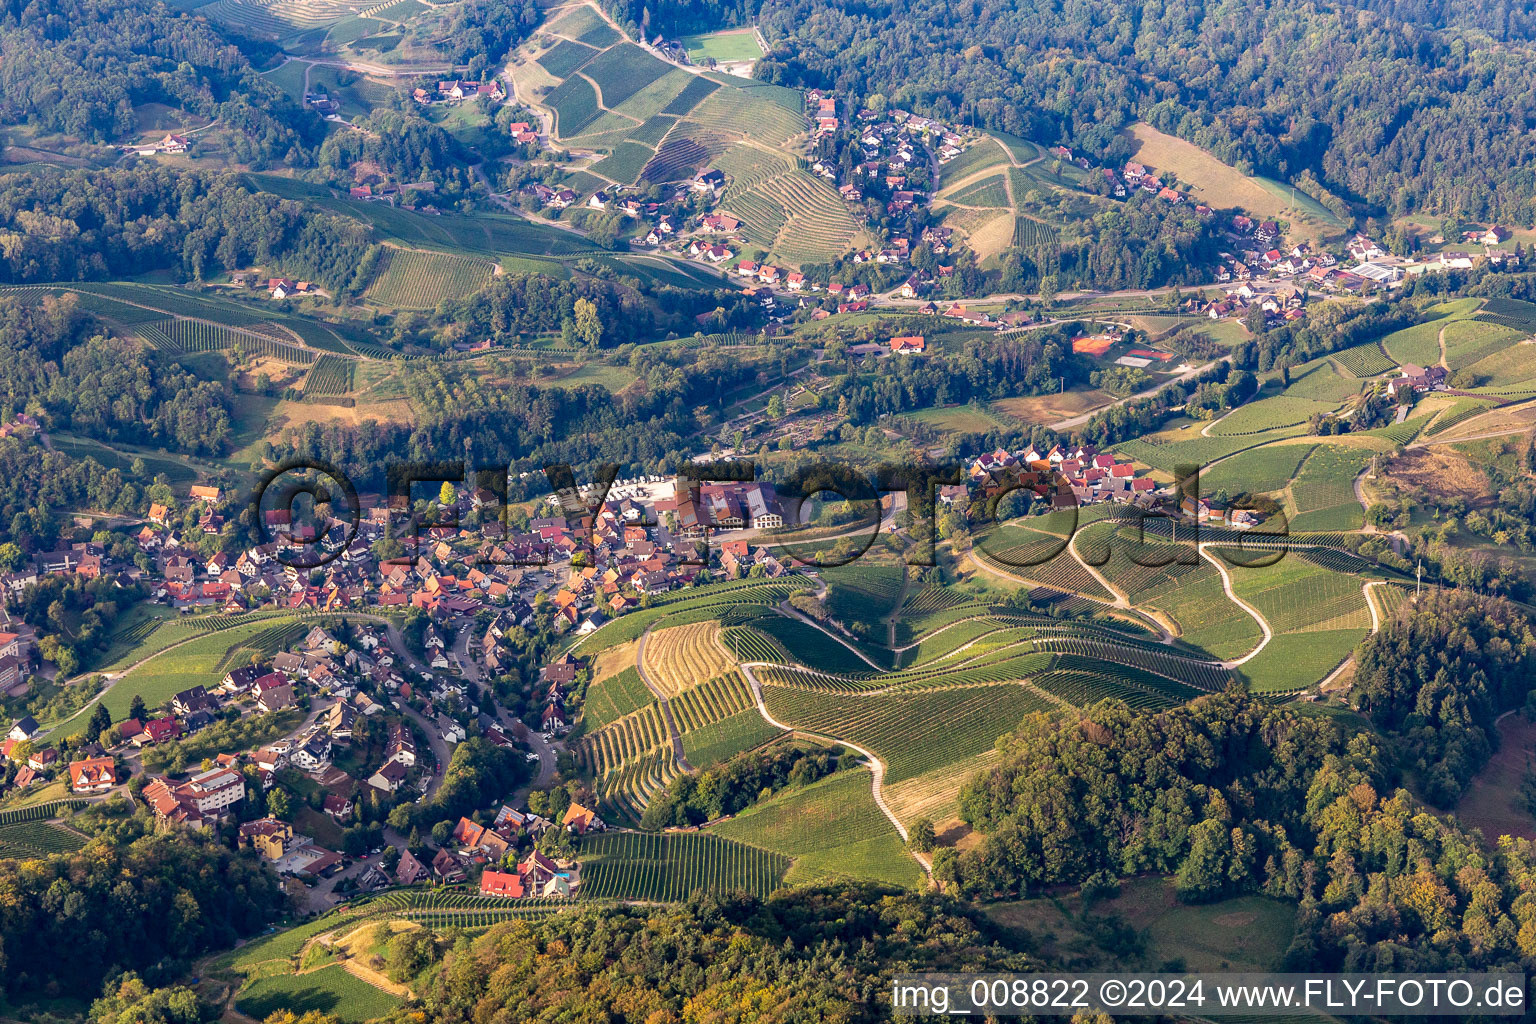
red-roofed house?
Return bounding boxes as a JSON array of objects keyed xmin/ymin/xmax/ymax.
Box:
[{"xmin": 480, "ymin": 869, "xmax": 525, "ymax": 898}]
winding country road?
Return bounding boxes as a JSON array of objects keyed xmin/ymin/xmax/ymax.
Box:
[
  {"xmin": 737, "ymin": 661, "xmax": 929, "ymax": 876},
  {"xmin": 1049, "ymin": 356, "xmax": 1227, "ymax": 430},
  {"xmin": 1198, "ymin": 542, "xmax": 1274, "ymax": 668}
]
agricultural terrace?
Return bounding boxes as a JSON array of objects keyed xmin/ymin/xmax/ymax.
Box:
[
  {"xmin": 577, "ymin": 831, "xmax": 788, "ymax": 900},
  {"xmin": 715, "ymin": 143, "xmax": 860, "ymax": 265},
  {"xmin": 364, "ymin": 248, "xmax": 496, "ymax": 309},
  {"xmin": 1287, "ymin": 445, "xmax": 1375, "ymax": 532},
  {"xmin": 1207, "ymin": 395, "xmax": 1348, "ymax": 436},
  {"xmin": 304, "ymin": 355, "xmax": 357, "ymax": 396},
  {"xmin": 639, "ymin": 621, "xmax": 732, "ymax": 696},
  {"xmin": 710, "ymin": 768, "xmax": 921, "ymax": 886},
  {"xmin": 202, "ymin": 0, "xmax": 366, "ymax": 38},
  {"xmin": 759, "ymin": 677, "xmax": 1055, "ymax": 783}
]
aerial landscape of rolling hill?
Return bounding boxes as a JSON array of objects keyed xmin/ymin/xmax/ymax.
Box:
[{"xmin": 2, "ymin": 0, "xmax": 1536, "ymax": 1018}]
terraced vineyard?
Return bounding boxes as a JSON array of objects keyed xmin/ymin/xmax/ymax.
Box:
[
  {"xmin": 719, "ymin": 625, "xmax": 786, "ymax": 663},
  {"xmin": 642, "ymin": 132, "xmax": 731, "ymax": 182},
  {"xmin": 1442, "ymin": 320, "xmax": 1524, "ymax": 368},
  {"xmin": 640, "ymin": 621, "xmax": 733, "ymax": 696},
  {"xmin": 711, "ymin": 769, "xmax": 920, "ymax": 886},
  {"xmin": 1330, "ymin": 341, "xmax": 1397, "ymax": 377},
  {"xmin": 683, "ymin": 87, "xmax": 806, "ymax": 147},
  {"xmin": 581, "ymin": 43, "xmax": 674, "ymax": 109},
  {"xmin": 1234, "ymin": 566, "xmax": 1371, "ymax": 634},
  {"xmin": 538, "ymin": 38, "xmax": 599, "ymax": 78},
  {"xmin": 760, "ymin": 681, "xmax": 1054, "ymax": 783},
  {"xmin": 1200, "ymin": 443, "xmax": 1315, "ymax": 494},
  {"xmin": 582, "ymin": 666, "xmax": 652, "ymax": 730},
  {"xmin": 137, "ymin": 319, "xmax": 317, "ymax": 363},
  {"xmin": 660, "ymin": 76, "xmax": 719, "ymax": 116},
  {"xmin": 681, "ymin": 710, "xmax": 785, "ymax": 766},
  {"xmin": 755, "ymin": 172, "xmax": 861, "ymax": 264},
  {"xmin": 1288, "ymin": 445, "xmax": 1373, "ymax": 532},
  {"xmin": 592, "ymin": 141, "xmax": 657, "ymax": 184},
  {"xmin": 974, "ymin": 524, "xmax": 1114, "ymax": 601},
  {"xmin": 1097, "ymin": 541, "xmax": 1263, "ymax": 660},
  {"xmin": 1114, "ymin": 425, "xmax": 1307, "ymax": 473},
  {"xmin": 365, "ymin": 248, "xmax": 496, "ymax": 309},
  {"xmin": 577, "ymin": 703, "xmax": 672, "ymax": 779},
  {"xmin": 1013, "ymin": 218, "xmax": 1059, "ymax": 249},
  {"xmin": 202, "ymin": 0, "xmax": 359, "ymax": 35},
  {"xmin": 0, "ymin": 801, "xmax": 88, "ymax": 826},
  {"xmin": 303, "ymin": 355, "xmax": 356, "ymax": 397},
  {"xmin": 549, "ymin": 75, "xmax": 602, "ymax": 136},
  {"xmin": 1380, "ymin": 320, "xmax": 1445, "ymax": 366},
  {"xmin": 578, "ymin": 832, "xmax": 788, "ymax": 901},
  {"xmin": 945, "ymin": 174, "xmax": 1010, "ymax": 207},
  {"xmin": 1474, "ymin": 297, "xmax": 1536, "ymax": 331},
  {"xmin": 0, "ymin": 821, "xmax": 87, "ymax": 858},
  {"xmin": 667, "ymin": 670, "xmax": 756, "ymax": 732},
  {"xmin": 1208, "ymin": 396, "xmax": 1345, "ymax": 435},
  {"xmin": 746, "ymin": 614, "xmax": 875, "ymax": 674}
]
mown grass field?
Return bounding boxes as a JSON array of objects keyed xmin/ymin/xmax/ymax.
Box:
[
  {"xmin": 1126, "ymin": 123, "xmax": 1344, "ymax": 244},
  {"xmin": 681, "ymin": 28, "xmax": 763, "ymax": 62}
]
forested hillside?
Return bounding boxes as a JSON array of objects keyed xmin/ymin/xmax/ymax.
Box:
[
  {"xmin": 378, "ymin": 886, "xmax": 1034, "ymax": 1021},
  {"xmin": 0, "ymin": 167, "xmax": 374, "ymax": 287},
  {"xmin": 0, "ymin": 0, "xmax": 314, "ymax": 160}
]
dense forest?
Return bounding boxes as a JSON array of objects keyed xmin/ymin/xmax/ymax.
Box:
[
  {"xmin": 0, "ymin": 167, "xmax": 374, "ymax": 289},
  {"xmin": 0, "ymin": 0, "xmax": 314, "ymax": 162},
  {"xmin": 267, "ymin": 336, "xmax": 771, "ymax": 489},
  {"xmin": 0, "ymin": 829, "xmax": 286, "ymax": 998},
  {"xmin": 0, "ymin": 296, "xmax": 231, "ymax": 452},
  {"xmin": 598, "ymin": 0, "xmax": 1536, "ymax": 223},
  {"xmin": 440, "ymin": 0, "xmax": 544, "ymax": 76},
  {"xmin": 380, "ymin": 886, "xmax": 1034, "ymax": 1022},
  {"xmin": 318, "ymin": 111, "xmax": 473, "ymax": 196},
  {"xmin": 640, "ymin": 743, "xmax": 837, "ymax": 827},
  {"xmin": 1352, "ymin": 591, "xmax": 1536, "ymax": 805}
]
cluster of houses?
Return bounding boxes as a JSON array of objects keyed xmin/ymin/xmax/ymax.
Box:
[
  {"xmin": 127, "ymin": 133, "xmax": 190, "ymax": 157},
  {"xmin": 821, "ymin": 94, "xmax": 970, "ymax": 217},
  {"xmin": 1386, "ymin": 362, "xmax": 1450, "ymax": 397},
  {"xmin": 413, "ymin": 80, "xmax": 505, "ymax": 104},
  {"xmin": 957, "ymin": 444, "xmax": 1161, "ymax": 510},
  {"xmin": 957, "ymin": 443, "xmax": 1268, "ymax": 525},
  {"xmin": 267, "ymin": 278, "xmax": 317, "ymax": 300},
  {"xmin": 384, "ymin": 799, "xmax": 598, "ymax": 895},
  {"xmin": 1111, "ymin": 161, "xmax": 1207, "ymax": 210}
]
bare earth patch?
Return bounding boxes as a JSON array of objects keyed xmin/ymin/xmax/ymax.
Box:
[
  {"xmin": 591, "ymin": 638, "xmax": 640, "ymax": 686},
  {"xmin": 1384, "ymin": 448, "xmax": 1492, "ymax": 505},
  {"xmin": 1457, "ymin": 712, "xmax": 1536, "ymax": 844},
  {"xmin": 993, "ymin": 391, "xmax": 1112, "ymax": 423},
  {"xmin": 269, "ymin": 398, "xmax": 413, "ymax": 429}
]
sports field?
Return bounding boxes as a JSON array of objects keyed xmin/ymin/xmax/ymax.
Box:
[{"xmin": 681, "ymin": 29, "xmax": 763, "ymax": 63}]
